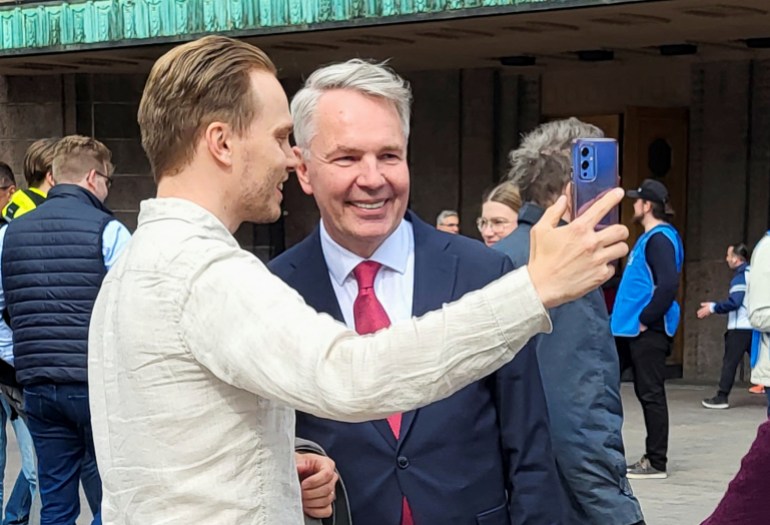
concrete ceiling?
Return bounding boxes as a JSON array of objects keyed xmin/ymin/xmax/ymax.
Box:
[{"xmin": 1, "ymin": 0, "xmax": 770, "ymax": 76}]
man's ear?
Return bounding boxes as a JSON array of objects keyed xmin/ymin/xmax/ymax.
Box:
[
  {"xmin": 563, "ymin": 181, "xmax": 574, "ymax": 217},
  {"xmin": 293, "ymin": 146, "xmax": 313, "ymax": 197},
  {"xmin": 204, "ymin": 121, "xmax": 233, "ymax": 167},
  {"xmin": 84, "ymin": 169, "xmax": 99, "ymax": 192}
]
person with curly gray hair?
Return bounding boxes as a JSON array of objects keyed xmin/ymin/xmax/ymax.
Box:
[{"xmin": 494, "ymin": 119, "xmax": 645, "ymax": 525}]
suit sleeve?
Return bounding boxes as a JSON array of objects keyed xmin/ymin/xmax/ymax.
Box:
[{"xmin": 494, "ymin": 258, "xmax": 566, "ymax": 525}]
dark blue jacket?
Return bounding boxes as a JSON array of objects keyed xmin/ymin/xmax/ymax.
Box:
[
  {"xmin": 494, "ymin": 203, "xmax": 643, "ymax": 525},
  {"xmin": 269, "ymin": 211, "xmax": 564, "ymax": 525},
  {"xmin": 713, "ymin": 263, "xmax": 752, "ymax": 331},
  {"xmin": 1, "ymin": 185, "xmax": 113, "ymax": 385}
]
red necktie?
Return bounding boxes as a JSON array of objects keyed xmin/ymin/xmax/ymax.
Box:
[{"xmin": 352, "ymin": 261, "xmax": 415, "ymax": 525}]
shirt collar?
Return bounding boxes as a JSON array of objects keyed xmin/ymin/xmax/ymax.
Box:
[
  {"xmin": 138, "ymin": 198, "xmax": 239, "ymax": 247},
  {"xmin": 319, "ymin": 219, "xmax": 413, "ymax": 287}
]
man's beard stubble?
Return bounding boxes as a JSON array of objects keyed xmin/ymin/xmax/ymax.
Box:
[{"xmin": 241, "ymin": 165, "xmax": 284, "ymax": 225}]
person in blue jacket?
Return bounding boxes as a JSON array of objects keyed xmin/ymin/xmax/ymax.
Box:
[
  {"xmin": 496, "ymin": 120, "xmax": 644, "ymax": 525},
  {"xmin": 697, "ymin": 243, "xmax": 753, "ymax": 409},
  {"xmin": 613, "ymin": 179, "xmax": 684, "ymax": 480}
]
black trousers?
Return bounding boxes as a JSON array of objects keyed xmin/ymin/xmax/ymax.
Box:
[
  {"xmin": 618, "ymin": 330, "xmax": 671, "ymax": 472},
  {"xmin": 718, "ymin": 330, "xmax": 754, "ymax": 398}
]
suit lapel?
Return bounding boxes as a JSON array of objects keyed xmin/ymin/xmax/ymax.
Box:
[
  {"xmin": 287, "ymin": 228, "xmax": 344, "ymax": 324},
  {"xmin": 395, "ymin": 212, "xmax": 459, "ymax": 449}
]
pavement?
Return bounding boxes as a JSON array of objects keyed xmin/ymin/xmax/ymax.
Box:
[
  {"xmin": 621, "ymin": 381, "xmax": 767, "ymax": 525},
  {"xmin": 0, "ymin": 382, "xmax": 766, "ymax": 524}
]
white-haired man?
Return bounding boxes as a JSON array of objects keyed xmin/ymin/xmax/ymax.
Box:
[
  {"xmin": 435, "ymin": 209, "xmax": 460, "ymax": 234},
  {"xmin": 270, "ymin": 60, "xmax": 564, "ymax": 525}
]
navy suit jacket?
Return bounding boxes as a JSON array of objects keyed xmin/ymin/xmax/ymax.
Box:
[{"xmin": 269, "ymin": 212, "xmax": 564, "ymax": 525}]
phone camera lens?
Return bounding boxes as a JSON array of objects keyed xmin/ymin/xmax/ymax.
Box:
[
  {"xmin": 581, "ymin": 160, "xmax": 589, "ymax": 170},
  {"xmin": 581, "ymin": 147, "xmax": 589, "ymax": 157}
]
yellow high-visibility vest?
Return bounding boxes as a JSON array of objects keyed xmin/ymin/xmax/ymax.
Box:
[{"xmin": 2, "ymin": 187, "xmax": 47, "ymax": 222}]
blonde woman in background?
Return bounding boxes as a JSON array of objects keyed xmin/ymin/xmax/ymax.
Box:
[{"xmin": 478, "ymin": 181, "xmax": 522, "ymax": 247}]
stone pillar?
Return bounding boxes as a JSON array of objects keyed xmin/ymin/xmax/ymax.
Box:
[
  {"xmin": 747, "ymin": 60, "xmax": 770, "ymax": 245},
  {"xmin": 460, "ymin": 69, "xmax": 495, "ymax": 236},
  {"xmin": 408, "ymin": 70, "xmax": 462, "ymax": 232},
  {"xmin": 75, "ymin": 73, "xmax": 151, "ymax": 232},
  {"xmin": 685, "ymin": 61, "xmax": 751, "ymax": 381},
  {"xmin": 0, "ymin": 75, "xmax": 69, "ymax": 185}
]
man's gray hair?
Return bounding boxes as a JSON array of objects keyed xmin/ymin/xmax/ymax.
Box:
[
  {"xmin": 436, "ymin": 209, "xmax": 458, "ymax": 225},
  {"xmin": 291, "ymin": 59, "xmax": 413, "ymax": 151},
  {"xmin": 507, "ymin": 149, "xmax": 572, "ymax": 207},
  {"xmin": 518, "ymin": 117, "xmax": 604, "ymax": 157}
]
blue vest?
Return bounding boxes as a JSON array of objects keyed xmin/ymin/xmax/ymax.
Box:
[
  {"xmin": 1, "ymin": 185, "xmax": 113, "ymax": 385},
  {"xmin": 751, "ymin": 231, "xmax": 770, "ymax": 367},
  {"xmin": 611, "ymin": 224, "xmax": 684, "ymax": 337}
]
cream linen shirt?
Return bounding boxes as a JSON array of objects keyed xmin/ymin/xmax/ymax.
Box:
[{"xmin": 88, "ymin": 198, "xmax": 551, "ymax": 525}]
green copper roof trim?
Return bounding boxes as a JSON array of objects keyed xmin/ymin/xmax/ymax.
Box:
[{"xmin": 0, "ymin": 0, "xmax": 653, "ymax": 55}]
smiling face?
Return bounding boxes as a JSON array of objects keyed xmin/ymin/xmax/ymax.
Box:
[
  {"xmin": 726, "ymin": 246, "xmax": 744, "ymax": 270},
  {"xmin": 295, "ymin": 89, "xmax": 409, "ymax": 258}
]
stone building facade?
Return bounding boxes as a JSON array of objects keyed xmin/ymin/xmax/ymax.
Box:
[{"xmin": 0, "ymin": 0, "xmax": 769, "ymax": 381}]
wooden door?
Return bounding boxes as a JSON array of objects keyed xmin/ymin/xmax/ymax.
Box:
[{"xmin": 622, "ymin": 107, "xmax": 689, "ymax": 369}]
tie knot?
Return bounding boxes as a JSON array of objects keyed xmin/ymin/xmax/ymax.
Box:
[{"xmin": 353, "ymin": 260, "xmax": 382, "ymax": 290}]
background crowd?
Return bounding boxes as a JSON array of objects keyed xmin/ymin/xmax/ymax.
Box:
[{"xmin": 0, "ymin": 35, "xmax": 764, "ymax": 525}]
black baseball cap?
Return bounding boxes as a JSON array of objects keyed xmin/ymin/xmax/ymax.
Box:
[{"xmin": 625, "ymin": 179, "xmax": 669, "ymax": 205}]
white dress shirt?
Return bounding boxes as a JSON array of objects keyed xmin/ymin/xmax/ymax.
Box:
[
  {"xmin": 320, "ymin": 218, "xmax": 414, "ymax": 327},
  {"xmin": 88, "ymin": 197, "xmax": 550, "ymax": 525}
]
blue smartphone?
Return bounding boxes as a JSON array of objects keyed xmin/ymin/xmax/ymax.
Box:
[{"xmin": 571, "ymin": 138, "xmax": 619, "ymax": 229}]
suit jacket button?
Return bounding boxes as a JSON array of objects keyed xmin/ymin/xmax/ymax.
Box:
[{"xmin": 397, "ymin": 456, "xmax": 409, "ymax": 469}]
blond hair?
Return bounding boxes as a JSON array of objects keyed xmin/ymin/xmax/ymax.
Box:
[
  {"xmin": 51, "ymin": 136, "xmax": 112, "ymax": 184},
  {"xmin": 24, "ymin": 138, "xmax": 58, "ymax": 187},
  {"xmin": 138, "ymin": 35, "xmax": 277, "ymax": 180},
  {"xmin": 483, "ymin": 181, "xmax": 522, "ymax": 214}
]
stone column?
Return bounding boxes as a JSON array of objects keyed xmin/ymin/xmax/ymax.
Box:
[
  {"xmin": 0, "ymin": 75, "xmax": 69, "ymax": 185},
  {"xmin": 685, "ymin": 61, "xmax": 751, "ymax": 381}
]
